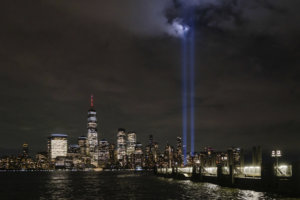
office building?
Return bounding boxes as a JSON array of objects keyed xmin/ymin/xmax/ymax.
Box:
[
  {"xmin": 48, "ymin": 134, "xmax": 68, "ymax": 161},
  {"xmin": 87, "ymin": 95, "xmax": 99, "ymax": 166},
  {"xmin": 117, "ymin": 128, "xmax": 127, "ymax": 166},
  {"xmin": 99, "ymin": 139, "xmax": 110, "ymax": 167}
]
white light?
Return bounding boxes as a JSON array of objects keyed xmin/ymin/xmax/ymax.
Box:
[
  {"xmin": 169, "ymin": 19, "xmax": 190, "ymax": 38},
  {"xmin": 167, "ymin": 168, "xmax": 173, "ymax": 173},
  {"xmin": 178, "ymin": 167, "xmax": 193, "ymax": 173},
  {"xmin": 276, "ymin": 150, "xmax": 282, "ymax": 157},
  {"xmin": 51, "ymin": 139, "xmax": 67, "ymax": 160},
  {"xmin": 271, "ymin": 150, "xmax": 282, "ymax": 157},
  {"xmin": 243, "ymin": 166, "xmax": 261, "ymax": 176},
  {"xmin": 278, "ymin": 165, "xmax": 287, "ymax": 169},
  {"xmin": 204, "ymin": 167, "xmax": 217, "ymax": 175},
  {"xmin": 271, "ymin": 150, "xmax": 275, "ymax": 157}
]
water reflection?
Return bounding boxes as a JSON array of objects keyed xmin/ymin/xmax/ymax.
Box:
[
  {"xmin": 161, "ymin": 178, "xmax": 286, "ymax": 200},
  {"xmin": 41, "ymin": 171, "xmax": 72, "ymax": 200},
  {"xmin": 0, "ymin": 172, "xmax": 295, "ymax": 200}
]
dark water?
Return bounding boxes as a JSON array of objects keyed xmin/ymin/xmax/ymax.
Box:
[{"xmin": 0, "ymin": 171, "xmax": 297, "ymax": 200}]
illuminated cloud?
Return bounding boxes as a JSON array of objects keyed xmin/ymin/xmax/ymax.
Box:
[{"xmin": 167, "ymin": 19, "xmax": 190, "ymax": 38}]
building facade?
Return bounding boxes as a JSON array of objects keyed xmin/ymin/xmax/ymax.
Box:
[
  {"xmin": 117, "ymin": 128, "xmax": 127, "ymax": 166},
  {"xmin": 126, "ymin": 132, "xmax": 136, "ymax": 168},
  {"xmin": 48, "ymin": 134, "xmax": 68, "ymax": 161},
  {"xmin": 134, "ymin": 142, "xmax": 143, "ymax": 169},
  {"xmin": 127, "ymin": 132, "xmax": 136, "ymax": 154},
  {"xmin": 87, "ymin": 95, "xmax": 99, "ymax": 166},
  {"xmin": 99, "ymin": 139, "xmax": 110, "ymax": 167},
  {"xmin": 78, "ymin": 136, "xmax": 89, "ymax": 156}
]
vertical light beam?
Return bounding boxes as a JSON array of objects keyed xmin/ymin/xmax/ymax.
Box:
[
  {"xmin": 182, "ymin": 28, "xmax": 188, "ymax": 166},
  {"xmin": 189, "ymin": 9, "xmax": 195, "ymax": 157}
]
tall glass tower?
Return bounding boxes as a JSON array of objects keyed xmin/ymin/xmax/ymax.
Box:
[
  {"xmin": 87, "ymin": 95, "xmax": 99, "ymax": 166},
  {"xmin": 117, "ymin": 128, "xmax": 127, "ymax": 167}
]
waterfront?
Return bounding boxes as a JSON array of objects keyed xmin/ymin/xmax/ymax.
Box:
[{"xmin": 0, "ymin": 171, "xmax": 296, "ymax": 200}]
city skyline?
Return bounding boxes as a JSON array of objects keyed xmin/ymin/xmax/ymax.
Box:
[
  {"xmin": 0, "ymin": 97, "xmax": 262, "ymax": 171},
  {"xmin": 1, "ymin": 1, "xmax": 299, "ymax": 199},
  {"xmin": 0, "ymin": 93, "xmax": 299, "ymax": 160},
  {"xmin": 0, "ymin": 95, "xmax": 295, "ymax": 164},
  {"xmin": 1, "ymin": 0, "xmax": 299, "ymax": 158}
]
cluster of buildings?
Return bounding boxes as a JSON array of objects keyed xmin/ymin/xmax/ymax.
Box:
[{"xmin": 0, "ymin": 96, "xmax": 262, "ymax": 171}]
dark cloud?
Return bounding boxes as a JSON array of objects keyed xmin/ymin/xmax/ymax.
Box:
[{"xmin": 0, "ymin": 0, "xmax": 299, "ymax": 158}]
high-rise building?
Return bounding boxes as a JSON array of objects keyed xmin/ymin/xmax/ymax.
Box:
[
  {"xmin": 145, "ymin": 135, "xmax": 160, "ymax": 168},
  {"xmin": 199, "ymin": 147, "xmax": 217, "ymax": 167},
  {"xmin": 48, "ymin": 134, "xmax": 68, "ymax": 161},
  {"xmin": 127, "ymin": 132, "xmax": 136, "ymax": 168},
  {"xmin": 153, "ymin": 142, "xmax": 159, "ymax": 164},
  {"xmin": 109, "ymin": 143, "xmax": 116, "ymax": 166},
  {"xmin": 134, "ymin": 142, "xmax": 143, "ymax": 169},
  {"xmin": 228, "ymin": 147, "xmax": 244, "ymax": 168},
  {"xmin": 127, "ymin": 132, "xmax": 136, "ymax": 156},
  {"xmin": 149, "ymin": 135, "xmax": 153, "ymax": 146},
  {"xmin": 35, "ymin": 152, "xmax": 49, "ymax": 169},
  {"xmin": 117, "ymin": 128, "xmax": 127, "ymax": 166},
  {"xmin": 78, "ymin": 136, "xmax": 89, "ymax": 156},
  {"xmin": 145, "ymin": 135, "xmax": 156, "ymax": 168},
  {"xmin": 175, "ymin": 136, "xmax": 183, "ymax": 167},
  {"xmin": 22, "ymin": 143, "xmax": 29, "ymax": 158},
  {"xmin": 87, "ymin": 95, "xmax": 99, "ymax": 166},
  {"xmin": 216, "ymin": 152, "xmax": 228, "ymax": 167},
  {"xmin": 99, "ymin": 139, "xmax": 110, "ymax": 167},
  {"xmin": 164, "ymin": 144, "xmax": 174, "ymax": 168},
  {"xmin": 68, "ymin": 144, "xmax": 80, "ymax": 155}
]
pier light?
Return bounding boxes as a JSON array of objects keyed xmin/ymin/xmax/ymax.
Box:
[
  {"xmin": 271, "ymin": 150, "xmax": 282, "ymax": 158},
  {"xmin": 271, "ymin": 150, "xmax": 282, "ymax": 176},
  {"xmin": 276, "ymin": 150, "xmax": 282, "ymax": 157}
]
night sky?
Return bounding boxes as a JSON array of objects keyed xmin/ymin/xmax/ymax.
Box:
[{"xmin": 1, "ymin": 0, "xmax": 299, "ymax": 157}]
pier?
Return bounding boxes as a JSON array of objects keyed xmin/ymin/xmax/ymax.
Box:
[{"xmin": 155, "ymin": 161, "xmax": 300, "ymax": 197}]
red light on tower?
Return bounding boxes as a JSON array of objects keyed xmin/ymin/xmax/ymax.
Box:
[{"xmin": 91, "ymin": 94, "xmax": 94, "ymax": 107}]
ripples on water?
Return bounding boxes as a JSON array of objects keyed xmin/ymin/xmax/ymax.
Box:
[{"xmin": 0, "ymin": 171, "xmax": 296, "ymax": 200}]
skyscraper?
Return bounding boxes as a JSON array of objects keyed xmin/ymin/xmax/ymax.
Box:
[
  {"xmin": 78, "ymin": 136, "xmax": 89, "ymax": 156},
  {"xmin": 117, "ymin": 128, "xmax": 127, "ymax": 166},
  {"xmin": 164, "ymin": 144, "xmax": 174, "ymax": 168},
  {"xmin": 127, "ymin": 132, "xmax": 136, "ymax": 156},
  {"xmin": 145, "ymin": 135, "xmax": 154, "ymax": 168},
  {"xmin": 108, "ymin": 143, "xmax": 116, "ymax": 166},
  {"xmin": 134, "ymin": 142, "xmax": 143, "ymax": 169},
  {"xmin": 99, "ymin": 139, "xmax": 110, "ymax": 168},
  {"xmin": 48, "ymin": 134, "xmax": 68, "ymax": 161},
  {"xmin": 175, "ymin": 136, "xmax": 183, "ymax": 167},
  {"xmin": 87, "ymin": 95, "xmax": 99, "ymax": 166},
  {"xmin": 228, "ymin": 147, "xmax": 244, "ymax": 168},
  {"xmin": 127, "ymin": 132, "xmax": 136, "ymax": 168},
  {"xmin": 22, "ymin": 143, "xmax": 29, "ymax": 158}
]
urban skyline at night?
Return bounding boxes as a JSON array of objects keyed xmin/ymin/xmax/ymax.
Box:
[
  {"xmin": 1, "ymin": 0, "xmax": 299, "ymax": 199},
  {"xmin": 0, "ymin": 94, "xmax": 295, "ymax": 171},
  {"xmin": 1, "ymin": 1, "xmax": 300, "ymax": 159},
  {"xmin": 0, "ymin": 92, "xmax": 298, "ymax": 161}
]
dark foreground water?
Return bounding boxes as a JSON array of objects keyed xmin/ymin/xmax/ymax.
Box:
[{"xmin": 0, "ymin": 171, "xmax": 297, "ymax": 200}]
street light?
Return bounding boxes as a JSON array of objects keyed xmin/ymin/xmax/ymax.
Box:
[{"xmin": 271, "ymin": 150, "xmax": 282, "ymax": 175}]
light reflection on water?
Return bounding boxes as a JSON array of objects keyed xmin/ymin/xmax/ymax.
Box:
[{"xmin": 0, "ymin": 171, "xmax": 296, "ymax": 200}]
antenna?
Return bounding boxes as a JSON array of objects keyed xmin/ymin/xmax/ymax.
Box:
[{"xmin": 91, "ymin": 94, "xmax": 94, "ymax": 107}]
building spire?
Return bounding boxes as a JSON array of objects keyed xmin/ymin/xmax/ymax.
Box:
[{"xmin": 91, "ymin": 94, "xmax": 94, "ymax": 107}]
